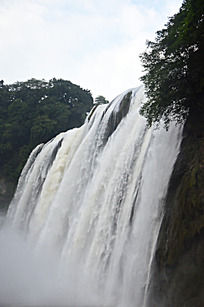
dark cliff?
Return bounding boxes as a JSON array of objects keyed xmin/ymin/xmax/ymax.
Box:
[
  {"xmin": 150, "ymin": 112, "xmax": 204, "ymax": 307},
  {"xmin": 0, "ymin": 175, "xmax": 15, "ymax": 213}
]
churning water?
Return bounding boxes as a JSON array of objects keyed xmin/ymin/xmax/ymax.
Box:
[{"xmin": 0, "ymin": 86, "xmax": 182, "ymax": 306}]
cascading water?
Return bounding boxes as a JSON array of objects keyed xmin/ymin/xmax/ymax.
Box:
[{"xmin": 0, "ymin": 86, "xmax": 182, "ymax": 306}]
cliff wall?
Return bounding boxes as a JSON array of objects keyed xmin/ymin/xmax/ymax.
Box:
[
  {"xmin": 151, "ymin": 113, "xmax": 204, "ymax": 307},
  {"xmin": 0, "ymin": 175, "xmax": 15, "ymax": 212}
]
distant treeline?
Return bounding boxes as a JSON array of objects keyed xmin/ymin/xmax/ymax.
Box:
[{"xmin": 0, "ymin": 78, "xmax": 94, "ymax": 182}]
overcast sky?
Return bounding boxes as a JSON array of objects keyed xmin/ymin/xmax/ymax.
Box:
[{"xmin": 1, "ymin": 0, "xmax": 183, "ymax": 101}]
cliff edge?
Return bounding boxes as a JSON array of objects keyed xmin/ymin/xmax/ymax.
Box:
[{"xmin": 152, "ymin": 112, "xmax": 204, "ymax": 307}]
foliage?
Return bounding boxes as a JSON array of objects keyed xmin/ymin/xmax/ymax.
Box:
[
  {"xmin": 140, "ymin": 0, "xmax": 204, "ymax": 127},
  {"xmin": 94, "ymin": 95, "xmax": 109, "ymax": 105},
  {"xmin": 0, "ymin": 78, "xmax": 93, "ymax": 182}
]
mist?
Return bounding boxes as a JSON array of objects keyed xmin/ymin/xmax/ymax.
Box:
[{"xmin": 0, "ymin": 218, "xmax": 99, "ymax": 306}]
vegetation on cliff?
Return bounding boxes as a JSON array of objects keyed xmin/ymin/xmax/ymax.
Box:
[
  {"xmin": 140, "ymin": 0, "xmax": 204, "ymax": 127},
  {"xmin": 140, "ymin": 0, "xmax": 204, "ymax": 264},
  {"xmin": 140, "ymin": 0, "xmax": 204, "ymax": 256},
  {"xmin": 94, "ymin": 95, "xmax": 109, "ymax": 105},
  {"xmin": 0, "ymin": 78, "xmax": 93, "ymax": 183},
  {"xmin": 140, "ymin": 1, "xmax": 204, "ymax": 305}
]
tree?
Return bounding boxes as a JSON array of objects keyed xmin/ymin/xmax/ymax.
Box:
[
  {"xmin": 95, "ymin": 95, "xmax": 109, "ymax": 105},
  {"xmin": 0, "ymin": 78, "xmax": 94, "ymax": 182},
  {"xmin": 140, "ymin": 0, "xmax": 204, "ymax": 127}
]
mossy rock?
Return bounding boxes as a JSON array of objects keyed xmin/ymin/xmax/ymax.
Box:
[
  {"xmin": 157, "ymin": 114, "xmax": 204, "ymax": 267},
  {"xmin": 152, "ymin": 112, "xmax": 204, "ymax": 306}
]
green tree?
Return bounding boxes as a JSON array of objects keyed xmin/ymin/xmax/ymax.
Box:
[
  {"xmin": 95, "ymin": 95, "xmax": 109, "ymax": 105},
  {"xmin": 0, "ymin": 78, "xmax": 94, "ymax": 182},
  {"xmin": 140, "ymin": 0, "xmax": 204, "ymax": 127}
]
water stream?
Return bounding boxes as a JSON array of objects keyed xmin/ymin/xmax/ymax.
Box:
[{"xmin": 1, "ymin": 86, "xmax": 182, "ymax": 306}]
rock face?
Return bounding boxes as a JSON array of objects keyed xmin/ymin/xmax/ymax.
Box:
[
  {"xmin": 151, "ymin": 113, "xmax": 204, "ymax": 307},
  {"xmin": 0, "ymin": 176, "xmax": 15, "ymax": 212}
]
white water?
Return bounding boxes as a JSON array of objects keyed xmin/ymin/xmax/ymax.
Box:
[{"xmin": 1, "ymin": 86, "xmax": 182, "ymax": 306}]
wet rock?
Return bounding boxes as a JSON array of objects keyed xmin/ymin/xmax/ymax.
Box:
[
  {"xmin": 0, "ymin": 176, "xmax": 15, "ymax": 212},
  {"xmin": 151, "ymin": 112, "xmax": 204, "ymax": 306}
]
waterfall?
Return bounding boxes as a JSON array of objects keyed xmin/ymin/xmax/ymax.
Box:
[{"xmin": 1, "ymin": 86, "xmax": 182, "ymax": 306}]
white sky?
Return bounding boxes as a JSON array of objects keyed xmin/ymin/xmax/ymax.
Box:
[{"xmin": 0, "ymin": 0, "xmax": 183, "ymax": 101}]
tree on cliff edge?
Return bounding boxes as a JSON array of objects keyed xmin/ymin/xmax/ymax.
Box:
[
  {"xmin": 0, "ymin": 78, "xmax": 93, "ymax": 182},
  {"xmin": 140, "ymin": 0, "xmax": 204, "ymax": 127}
]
